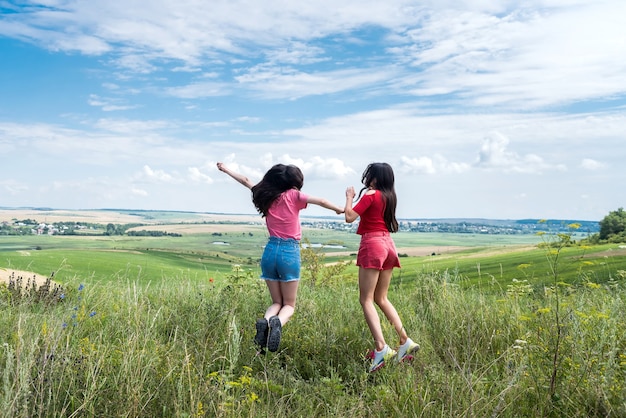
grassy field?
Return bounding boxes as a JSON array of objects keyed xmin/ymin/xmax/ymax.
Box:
[
  {"xmin": 401, "ymin": 243, "xmax": 626, "ymax": 288},
  {"xmin": 2, "ymin": 221, "xmax": 626, "ymax": 417},
  {"xmin": 2, "ymin": 228, "xmax": 625, "ymax": 289},
  {"xmin": 0, "ymin": 230, "xmax": 541, "ymax": 284}
]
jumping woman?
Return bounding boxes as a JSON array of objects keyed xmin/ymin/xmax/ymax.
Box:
[
  {"xmin": 218, "ymin": 162, "xmax": 343, "ymax": 353},
  {"xmin": 344, "ymin": 162, "xmax": 420, "ymax": 372}
]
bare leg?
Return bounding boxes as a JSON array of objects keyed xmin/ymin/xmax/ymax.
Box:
[
  {"xmin": 359, "ymin": 267, "xmax": 386, "ymax": 351},
  {"xmin": 264, "ymin": 280, "xmax": 282, "ymax": 318},
  {"xmin": 265, "ymin": 279, "xmax": 299, "ymax": 325},
  {"xmin": 374, "ymin": 269, "xmax": 408, "ymax": 345},
  {"xmin": 276, "ymin": 280, "xmax": 298, "ymax": 325}
]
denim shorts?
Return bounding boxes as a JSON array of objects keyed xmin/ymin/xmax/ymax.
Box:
[
  {"xmin": 357, "ymin": 231, "xmax": 401, "ymax": 270},
  {"xmin": 260, "ymin": 236, "xmax": 301, "ymax": 282}
]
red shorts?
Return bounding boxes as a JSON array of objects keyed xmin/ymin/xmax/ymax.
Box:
[{"xmin": 356, "ymin": 231, "xmax": 401, "ymax": 270}]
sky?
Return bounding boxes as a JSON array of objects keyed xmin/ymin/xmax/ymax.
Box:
[{"xmin": 0, "ymin": 0, "xmax": 625, "ymax": 221}]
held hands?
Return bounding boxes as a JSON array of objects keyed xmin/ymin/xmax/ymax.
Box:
[
  {"xmin": 343, "ymin": 186, "xmax": 358, "ymax": 223},
  {"xmin": 345, "ymin": 186, "xmax": 356, "ymax": 200}
]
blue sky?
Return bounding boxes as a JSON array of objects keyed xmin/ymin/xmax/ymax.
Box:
[{"xmin": 1, "ymin": 0, "xmax": 624, "ymax": 221}]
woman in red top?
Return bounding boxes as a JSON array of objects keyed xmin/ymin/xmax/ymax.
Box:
[{"xmin": 344, "ymin": 163, "xmax": 419, "ymax": 372}]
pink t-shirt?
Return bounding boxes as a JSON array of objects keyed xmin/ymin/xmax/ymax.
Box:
[{"xmin": 265, "ymin": 189, "xmax": 309, "ymax": 239}]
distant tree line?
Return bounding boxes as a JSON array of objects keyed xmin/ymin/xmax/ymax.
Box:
[
  {"xmin": 104, "ymin": 223, "xmax": 141, "ymax": 236},
  {"xmin": 127, "ymin": 230, "xmax": 182, "ymax": 237}
]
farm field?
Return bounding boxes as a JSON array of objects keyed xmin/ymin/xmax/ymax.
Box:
[
  {"xmin": 2, "ymin": 219, "xmax": 625, "ymax": 289},
  {"xmin": 1, "ymin": 220, "xmax": 549, "ymax": 286}
]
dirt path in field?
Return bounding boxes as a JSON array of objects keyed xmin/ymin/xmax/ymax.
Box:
[
  {"xmin": 0, "ymin": 268, "xmax": 56, "ymax": 287},
  {"xmin": 125, "ymin": 223, "xmax": 264, "ymax": 234},
  {"xmin": 584, "ymin": 247, "xmax": 626, "ymax": 258},
  {"xmin": 327, "ymin": 245, "xmax": 470, "ymax": 257},
  {"xmin": 455, "ymin": 245, "xmax": 538, "ymax": 258},
  {"xmin": 396, "ymin": 246, "xmax": 469, "ymax": 256}
]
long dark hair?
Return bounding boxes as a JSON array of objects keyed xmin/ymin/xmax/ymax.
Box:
[
  {"xmin": 357, "ymin": 162, "xmax": 398, "ymax": 232},
  {"xmin": 251, "ymin": 164, "xmax": 304, "ymax": 217}
]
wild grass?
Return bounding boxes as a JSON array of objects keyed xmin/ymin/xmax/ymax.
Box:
[
  {"xmin": 2, "ymin": 258, "xmax": 625, "ymax": 417},
  {"xmin": 2, "ymin": 227, "xmax": 625, "ymax": 416}
]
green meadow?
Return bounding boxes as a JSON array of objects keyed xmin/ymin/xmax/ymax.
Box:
[
  {"xmin": 0, "ymin": 231, "xmax": 538, "ymax": 285},
  {"xmin": 2, "ymin": 225, "xmax": 626, "ymax": 417},
  {"xmin": 2, "ymin": 230, "xmax": 624, "ymax": 289},
  {"xmin": 404, "ymin": 243, "xmax": 626, "ymax": 288}
]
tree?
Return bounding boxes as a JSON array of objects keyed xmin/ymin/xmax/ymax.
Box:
[
  {"xmin": 105, "ymin": 223, "xmax": 116, "ymax": 236},
  {"xmin": 598, "ymin": 207, "xmax": 626, "ymax": 242}
]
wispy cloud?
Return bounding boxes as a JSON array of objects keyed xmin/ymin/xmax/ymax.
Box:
[
  {"xmin": 88, "ymin": 95, "xmax": 138, "ymax": 111},
  {"xmin": 274, "ymin": 155, "xmax": 356, "ymax": 179},
  {"xmin": 165, "ymin": 82, "xmax": 230, "ymax": 99},
  {"xmin": 400, "ymin": 155, "xmax": 470, "ymax": 175},
  {"xmin": 0, "ymin": 180, "xmax": 29, "ymax": 195},
  {"xmin": 392, "ymin": 2, "xmax": 626, "ymax": 108},
  {"xmin": 140, "ymin": 165, "xmax": 181, "ymax": 183},
  {"xmin": 475, "ymin": 132, "xmax": 566, "ymax": 173},
  {"xmin": 580, "ymin": 158, "xmax": 606, "ymax": 171},
  {"xmin": 188, "ymin": 167, "xmax": 214, "ymax": 184},
  {"xmin": 236, "ymin": 66, "xmax": 396, "ymax": 100}
]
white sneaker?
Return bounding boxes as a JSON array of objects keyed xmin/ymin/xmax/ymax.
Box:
[
  {"xmin": 369, "ymin": 345, "xmax": 397, "ymax": 372},
  {"xmin": 396, "ymin": 338, "xmax": 420, "ymax": 363}
]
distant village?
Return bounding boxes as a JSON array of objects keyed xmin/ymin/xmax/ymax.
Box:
[
  {"xmin": 0, "ymin": 219, "xmax": 95, "ymax": 235},
  {"xmin": 300, "ymin": 217, "xmax": 599, "ymax": 236},
  {"xmin": 1, "ymin": 216, "xmax": 599, "ymax": 237}
]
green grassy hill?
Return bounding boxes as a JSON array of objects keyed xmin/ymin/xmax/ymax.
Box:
[{"xmin": 2, "ymin": 224, "xmax": 625, "ymax": 417}]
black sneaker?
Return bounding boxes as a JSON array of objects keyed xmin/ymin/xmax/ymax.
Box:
[
  {"xmin": 254, "ymin": 318, "xmax": 269, "ymax": 348},
  {"xmin": 267, "ymin": 316, "xmax": 282, "ymax": 352}
]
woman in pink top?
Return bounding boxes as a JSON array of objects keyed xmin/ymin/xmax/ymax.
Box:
[
  {"xmin": 344, "ymin": 162, "xmax": 420, "ymax": 372},
  {"xmin": 218, "ymin": 162, "xmax": 343, "ymax": 353}
]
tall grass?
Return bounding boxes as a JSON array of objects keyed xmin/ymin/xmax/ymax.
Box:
[{"xmin": 2, "ymin": 259, "xmax": 625, "ymax": 417}]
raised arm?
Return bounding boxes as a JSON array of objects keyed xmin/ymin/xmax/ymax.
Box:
[
  {"xmin": 344, "ymin": 186, "xmax": 359, "ymax": 223},
  {"xmin": 307, "ymin": 196, "xmax": 344, "ymax": 215},
  {"xmin": 217, "ymin": 162, "xmax": 255, "ymax": 189}
]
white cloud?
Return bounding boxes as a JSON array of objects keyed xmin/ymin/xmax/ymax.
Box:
[
  {"xmin": 580, "ymin": 158, "xmax": 606, "ymax": 170},
  {"xmin": 2, "ymin": 1, "xmax": 625, "ymax": 109},
  {"xmin": 393, "ymin": 2, "xmax": 626, "ymax": 108},
  {"xmin": 165, "ymin": 82, "xmax": 230, "ymax": 99},
  {"xmin": 400, "ymin": 156, "xmax": 436, "ymax": 174},
  {"xmin": 188, "ymin": 167, "xmax": 214, "ymax": 184},
  {"xmin": 171, "ymin": 65, "xmax": 202, "ymax": 73},
  {"xmin": 0, "ymin": 0, "xmax": 418, "ymax": 61},
  {"xmin": 132, "ymin": 188, "xmax": 148, "ymax": 197},
  {"xmin": 236, "ymin": 66, "xmax": 395, "ymax": 100},
  {"xmin": 264, "ymin": 42, "xmax": 328, "ymax": 65},
  {"xmin": 0, "ymin": 180, "xmax": 29, "ymax": 195},
  {"xmin": 475, "ymin": 132, "xmax": 566, "ymax": 173},
  {"xmin": 262, "ymin": 154, "xmax": 355, "ymax": 179},
  {"xmin": 88, "ymin": 95, "xmax": 138, "ymax": 112},
  {"xmin": 436, "ymin": 156, "xmax": 472, "ymax": 174},
  {"xmin": 94, "ymin": 118, "xmax": 173, "ymax": 133},
  {"xmin": 235, "ymin": 116, "xmax": 261, "ymax": 123},
  {"xmin": 141, "ymin": 165, "xmax": 179, "ymax": 183},
  {"xmin": 402, "ymin": 154, "xmax": 471, "ymax": 175}
]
